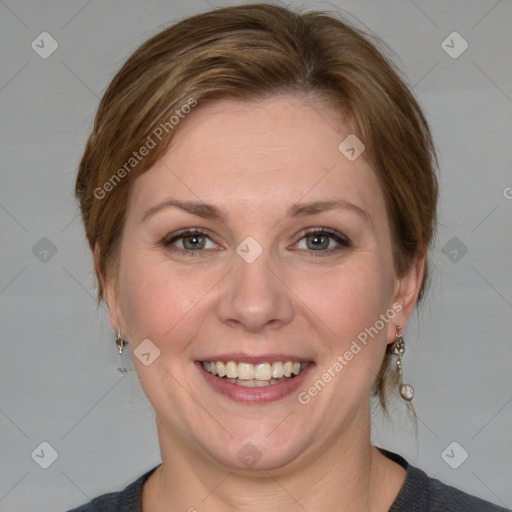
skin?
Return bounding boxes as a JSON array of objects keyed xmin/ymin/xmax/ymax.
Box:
[{"xmin": 99, "ymin": 94, "xmax": 424, "ymax": 511}]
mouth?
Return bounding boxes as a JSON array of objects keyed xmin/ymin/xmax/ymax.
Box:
[
  {"xmin": 197, "ymin": 356, "xmax": 314, "ymax": 403},
  {"xmin": 201, "ymin": 360, "xmax": 309, "ymax": 387}
]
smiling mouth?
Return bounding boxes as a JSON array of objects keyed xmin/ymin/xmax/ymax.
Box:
[{"xmin": 201, "ymin": 361, "xmax": 309, "ymax": 387}]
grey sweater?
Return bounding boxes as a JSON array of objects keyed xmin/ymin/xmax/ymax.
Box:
[{"xmin": 67, "ymin": 448, "xmax": 509, "ymax": 511}]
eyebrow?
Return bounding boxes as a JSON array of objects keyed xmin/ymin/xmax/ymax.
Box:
[
  {"xmin": 289, "ymin": 199, "xmax": 370, "ymax": 223},
  {"xmin": 142, "ymin": 198, "xmax": 370, "ymax": 224}
]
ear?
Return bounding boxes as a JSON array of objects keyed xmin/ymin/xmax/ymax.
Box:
[
  {"xmin": 386, "ymin": 251, "xmax": 426, "ymax": 343},
  {"xmin": 94, "ymin": 243, "xmax": 123, "ymax": 334}
]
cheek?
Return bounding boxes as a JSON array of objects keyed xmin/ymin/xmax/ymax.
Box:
[
  {"xmin": 117, "ymin": 233, "xmax": 395, "ymax": 367},
  {"xmin": 290, "ymin": 256, "xmax": 395, "ymax": 389},
  {"xmin": 297, "ymin": 260, "xmax": 393, "ymax": 336},
  {"xmin": 118, "ymin": 251, "xmax": 214, "ymax": 348}
]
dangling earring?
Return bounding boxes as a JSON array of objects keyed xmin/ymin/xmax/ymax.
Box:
[
  {"xmin": 389, "ymin": 326, "xmax": 414, "ymax": 401},
  {"xmin": 115, "ymin": 329, "xmax": 133, "ymax": 376},
  {"xmin": 115, "ymin": 329, "xmax": 126, "ymax": 354}
]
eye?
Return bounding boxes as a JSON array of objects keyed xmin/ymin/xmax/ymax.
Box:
[
  {"xmin": 163, "ymin": 228, "xmax": 219, "ymax": 255},
  {"xmin": 293, "ymin": 228, "xmax": 350, "ymax": 255},
  {"xmin": 162, "ymin": 227, "xmax": 350, "ymax": 257}
]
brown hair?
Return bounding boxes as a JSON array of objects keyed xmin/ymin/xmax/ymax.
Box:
[{"xmin": 75, "ymin": 3, "xmax": 438, "ymax": 414}]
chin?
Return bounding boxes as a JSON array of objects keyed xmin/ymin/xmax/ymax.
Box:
[{"xmin": 195, "ymin": 426, "xmax": 310, "ymax": 473}]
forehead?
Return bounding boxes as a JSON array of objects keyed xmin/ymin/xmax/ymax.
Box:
[{"xmin": 127, "ymin": 95, "xmax": 385, "ymax": 221}]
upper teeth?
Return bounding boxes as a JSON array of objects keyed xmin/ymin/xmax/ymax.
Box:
[{"xmin": 202, "ymin": 361, "xmax": 305, "ymax": 380}]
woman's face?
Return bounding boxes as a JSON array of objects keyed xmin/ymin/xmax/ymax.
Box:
[{"xmin": 105, "ymin": 94, "xmax": 421, "ymax": 471}]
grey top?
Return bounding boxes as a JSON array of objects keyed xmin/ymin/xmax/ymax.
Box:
[{"xmin": 67, "ymin": 448, "xmax": 509, "ymax": 511}]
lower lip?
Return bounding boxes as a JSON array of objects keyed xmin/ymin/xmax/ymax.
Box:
[{"xmin": 196, "ymin": 362, "xmax": 314, "ymax": 404}]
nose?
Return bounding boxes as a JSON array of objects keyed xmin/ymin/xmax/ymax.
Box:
[{"xmin": 216, "ymin": 246, "xmax": 295, "ymax": 333}]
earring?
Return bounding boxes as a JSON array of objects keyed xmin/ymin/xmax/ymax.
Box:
[
  {"xmin": 389, "ymin": 326, "xmax": 414, "ymax": 401},
  {"xmin": 115, "ymin": 329, "xmax": 126, "ymax": 354}
]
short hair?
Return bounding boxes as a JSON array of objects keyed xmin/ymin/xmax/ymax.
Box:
[{"xmin": 75, "ymin": 3, "xmax": 438, "ymax": 414}]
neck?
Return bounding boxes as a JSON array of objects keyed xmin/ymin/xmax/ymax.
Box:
[{"xmin": 143, "ymin": 407, "xmax": 405, "ymax": 512}]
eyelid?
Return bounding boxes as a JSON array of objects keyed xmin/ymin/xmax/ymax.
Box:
[
  {"xmin": 163, "ymin": 228, "xmax": 220, "ymax": 252},
  {"xmin": 163, "ymin": 227, "xmax": 209, "ymax": 243},
  {"xmin": 290, "ymin": 227, "xmax": 351, "ymax": 254},
  {"xmin": 163, "ymin": 227, "xmax": 350, "ymax": 255},
  {"xmin": 294, "ymin": 227, "xmax": 350, "ymax": 244}
]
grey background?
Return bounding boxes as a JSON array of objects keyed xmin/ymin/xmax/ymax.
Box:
[{"xmin": 0, "ymin": 0, "xmax": 511, "ymax": 511}]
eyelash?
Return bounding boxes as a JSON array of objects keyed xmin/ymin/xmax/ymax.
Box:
[{"xmin": 162, "ymin": 227, "xmax": 351, "ymax": 257}]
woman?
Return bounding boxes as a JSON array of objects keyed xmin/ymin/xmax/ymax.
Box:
[{"xmin": 68, "ymin": 3, "xmax": 507, "ymax": 511}]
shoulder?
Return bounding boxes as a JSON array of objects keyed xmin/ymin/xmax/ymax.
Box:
[
  {"xmin": 424, "ymin": 474, "xmax": 509, "ymax": 512},
  {"xmin": 378, "ymin": 448, "xmax": 509, "ymax": 512},
  {"xmin": 66, "ymin": 466, "xmax": 160, "ymax": 512}
]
